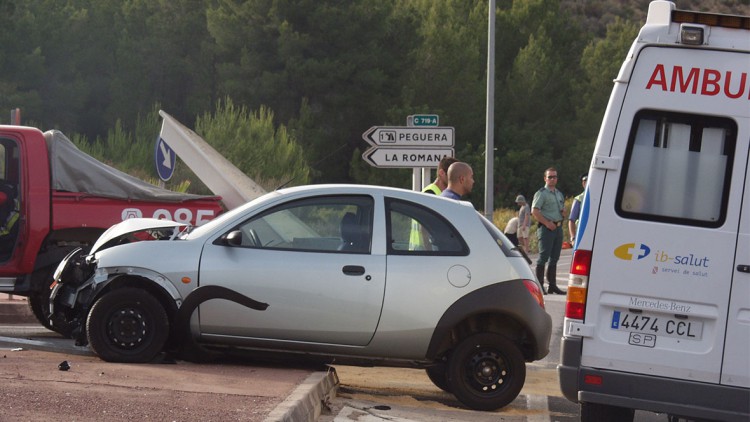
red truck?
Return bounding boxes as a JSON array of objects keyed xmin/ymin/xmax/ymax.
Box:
[{"xmin": 0, "ymin": 126, "xmax": 223, "ymax": 330}]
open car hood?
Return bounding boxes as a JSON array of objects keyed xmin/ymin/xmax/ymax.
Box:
[{"xmin": 90, "ymin": 218, "xmax": 187, "ymax": 255}]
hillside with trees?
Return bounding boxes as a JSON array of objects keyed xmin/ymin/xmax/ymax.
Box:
[{"xmin": 0, "ymin": 0, "xmax": 747, "ymax": 210}]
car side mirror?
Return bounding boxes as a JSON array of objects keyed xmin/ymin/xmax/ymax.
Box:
[{"xmin": 224, "ymin": 230, "xmax": 243, "ymax": 246}]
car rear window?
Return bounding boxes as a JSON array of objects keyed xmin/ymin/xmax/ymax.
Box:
[{"xmin": 386, "ymin": 198, "xmax": 468, "ymax": 256}]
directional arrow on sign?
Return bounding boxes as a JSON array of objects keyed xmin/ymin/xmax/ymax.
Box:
[
  {"xmin": 160, "ymin": 141, "xmax": 173, "ymax": 169},
  {"xmin": 362, "ymin": 126, "xmax": 454, "ymax": 147},
  {"xmin": 362, "ymin": 147, "xmax": 454, "ymax": 168},
  {"xmin": 155, "ymin": 136, "xmax": 177, "ymax": 181}
]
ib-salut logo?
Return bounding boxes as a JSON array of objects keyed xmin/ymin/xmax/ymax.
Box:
[
  {"xmin": 613, "ymin": 243, "xmax": 710, "ymax": 278},
  {"xmin": 614, "ymin": 243, "xmax": 651, "ymax": 260}
]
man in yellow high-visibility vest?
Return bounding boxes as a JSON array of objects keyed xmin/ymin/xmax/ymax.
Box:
[{"xmin": 409, "ymin": 156, "xmax": 458, "ymax": 250}]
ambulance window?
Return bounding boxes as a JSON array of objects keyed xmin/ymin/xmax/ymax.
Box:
[{"xmin": 616, "ymin": 110, "xmax": 736, "ymax": 227}]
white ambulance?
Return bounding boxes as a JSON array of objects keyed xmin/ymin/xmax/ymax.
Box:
[{"xmin": 558, "ymin": 1, "xmax": 750, "ymax": 421}]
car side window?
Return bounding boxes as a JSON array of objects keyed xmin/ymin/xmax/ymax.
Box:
[
  {"xmin": 616, "ymin": 110, "xmax": 736, "ymax": 228},
  {"xmin": 233, "ymin": 195, "xmax": 374, "ymax": 253},
  {"xmin": 387, "ymin": 198, "xmax": 467, "ymax": 256}
]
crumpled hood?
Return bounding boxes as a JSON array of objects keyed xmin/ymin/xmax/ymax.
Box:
[{"xmin": 90, "ymin": 218, "xmax": 187, "ymax": 255}]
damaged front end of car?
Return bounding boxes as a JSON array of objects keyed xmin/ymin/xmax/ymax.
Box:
[{"xmin": 48, "ymin": 218, "xmax": 189, "ymax": 344}]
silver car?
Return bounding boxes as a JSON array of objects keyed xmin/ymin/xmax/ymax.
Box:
[{"xmin": 50, "ymin": 184, "xmax": 551, "ymax": 411}]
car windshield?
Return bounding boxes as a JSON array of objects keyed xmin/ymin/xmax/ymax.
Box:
[{"xmin": 186, "ymin": 191, "xmax": 284, "ymax": 238}]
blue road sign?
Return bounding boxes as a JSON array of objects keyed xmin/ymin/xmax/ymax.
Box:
[{"xmin": 155, "ymin": 136, "xmax": 176, "ymax": 181}]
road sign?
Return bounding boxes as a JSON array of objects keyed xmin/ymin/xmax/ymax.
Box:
[
  {"xmin": 155, "ymin": 136, "xmax": 176, "ymax": 181},
  {"xmin": 362, "ymin": 147, "xmax": 454, "ymax": 168},
  {"xmin": 408, "ymin": 114, "xmax": 439, "ymax": 126},
  {"xmin": 362, "ymin": 126, "xmax": 454, "ymax": 147}
]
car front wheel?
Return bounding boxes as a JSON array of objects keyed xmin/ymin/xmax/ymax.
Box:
[
  {"xmin": 86, "ymin": 287, "xmax": 169, "ymax": 363},
  {"xmin": 446, "ymin": 332, "xmax": 525, "ymax": 411}
]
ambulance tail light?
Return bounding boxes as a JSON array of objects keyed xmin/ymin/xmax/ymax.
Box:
[{"xmin": 566, "ymin": 249, "xmax": 592, "ymax": 320}]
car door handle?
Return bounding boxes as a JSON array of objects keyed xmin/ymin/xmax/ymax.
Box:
[
  {"xmin": 342, "ymin": 265, "xmax": 365, "ymax": 276},
  {"xmin": 738, "ymin": 265, "xmax": 750, "ymax": 273}
]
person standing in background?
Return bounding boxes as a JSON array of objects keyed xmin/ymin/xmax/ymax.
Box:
[
  {"xmin": 531, "ymin": 167, "xmax": 566, "ymax": 295},
  {"xmin": 515, "ymin": 195, "xmax": 530, "ymax": 252},
  {"xmin": 504, "ymin": 217, "xmax": 519, "ymax": 246},
  {"xmin": 568, "ymin": 173, "xmax": 587, "ymax": 245},
  {"xmin": 440, "ymin": 162, "xmax": 474, "ymax": 200},
  {"xmin": 409, "ymin": 156, "xmax": 459, "ymax": 250},
  {"xmin": 423, "ymin": 156, "xmax": 459, "ymax": 195}
]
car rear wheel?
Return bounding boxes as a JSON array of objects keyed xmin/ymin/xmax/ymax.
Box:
[
  {"xmin": 425, "ymin": 362, "xmax": 451, "ymax": 393},
  {"xmin": 580, "ymin": 402, "xmax": 635, "ymax": 422},
  {"xmin": 446, "ymin": 332, "xmax": 525, "ymax": 411},
  {"xmin": 86, "ymin": 287, "xmax": 169, "ymax": 363}
]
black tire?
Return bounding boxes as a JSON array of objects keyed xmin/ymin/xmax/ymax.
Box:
[
  {"xmin": 580, "ymin": 402, "xmax": 635, "ymax": 422},
  {"xmin": 26, "ymin": 265, "xmax": 56, "ymax": 329},
  {"xmin": 86, "ymin": 288, "xmax": 169, "ymax": 363},
  {"xmin": 28, "ymin": 289, "xmax": 75, "ymax": 338},
  {"xmin": 446, "ymin": 332, "xmax": 526, "ymax": 411},
  {"xmin": 425, "ymin": 363, "xmax": 451, "ymax": 393},
  {"xmin": 28, "ymin": 265, "xmax": 77, "ymax": 337},
  {"xmin": 28, "ymin": 290, "xmax": 53, "ymax": 330}
]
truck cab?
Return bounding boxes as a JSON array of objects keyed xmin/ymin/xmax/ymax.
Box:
[
  {"xmin": 558, "ymin": 2, "xmax": 750, "ymax": 421},
  {"xmin": 0, "ymin": 126, "xmax": 223, "ymax": 329},
  {"xmin": 0, "ymin": 136, "xmax": 21, "ymax": 263}
]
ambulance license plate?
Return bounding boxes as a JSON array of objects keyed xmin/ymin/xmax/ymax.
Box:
[{"xmin": 611, "ymin": 310, "xmax": 703, "ymax": 340}]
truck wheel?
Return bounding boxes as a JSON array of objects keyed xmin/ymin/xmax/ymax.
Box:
[
  {"xmin": 86, "ymin": 288, "xmax": 169, "ymax": 363},
  {"xmin": 580, "ymin": 402, "xmax": 635, "ymax": 422},
  {"xmin": 28, "ymin": 290, "xmax": 53, "ymax": 330},
  {"xmin": 29, "ymin": 289, "xmax": 75, "ymax": 338},
  {"xmin": 27, "ymin": 266, "xmax": 72, "ymax": 335},
  {"xmin": 446, "ymin": 332, "xmax": 525, "ymax": 411},
  {"xmin": 425, "ymin": 362, "xmax": 451, "ymax": 393}
]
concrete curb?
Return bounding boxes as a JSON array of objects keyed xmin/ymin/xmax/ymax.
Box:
[{"xmin": 264, "ymin": 368, "xmax": 339, "ymax": 422}]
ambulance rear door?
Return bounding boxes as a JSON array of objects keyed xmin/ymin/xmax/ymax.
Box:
[
  {"xmin": 581, "ymin": 45, "xmax": 749, "ymax": 385},
  {"xmin": 722, "ymin": 166, "xmax": 750, "ymax": 388}
]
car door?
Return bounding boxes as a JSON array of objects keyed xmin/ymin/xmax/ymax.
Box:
[{"xmin": 197, "ymin": 194, "xmax": 386, "ymax": 346}]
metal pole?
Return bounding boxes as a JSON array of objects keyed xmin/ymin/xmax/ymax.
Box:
[
  {"xmin": 412, "ymin": 168, "xmax": 421, "ymax": 191},
  {"xmin": 484, "ymin": 0, "xmax": 496, "ymax": 221}
]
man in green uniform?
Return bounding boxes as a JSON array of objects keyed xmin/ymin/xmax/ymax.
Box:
[{"xmin": 531, "ymin": 167, "xmax": 566, "ymax": 294}]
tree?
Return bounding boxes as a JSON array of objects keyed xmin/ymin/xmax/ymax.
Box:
[
  {"xmin": 195, "ymin": 98, "xmax": 311, "ymax": 190},
  {"xmin": 561, "ymin": 17, "xmax": 639, "ymax": 186},
  {"xmin": 208, "ymin": 0, "xmax": 418, "ymax": 183}
]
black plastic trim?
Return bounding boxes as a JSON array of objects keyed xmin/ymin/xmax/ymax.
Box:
[
  {"xmin": 578, "ymin": 369, "xmax": 749, "ymax": 421},
  {"xmin": 425, "ymin": 280, "xmax": 552, "ymax": 360}
]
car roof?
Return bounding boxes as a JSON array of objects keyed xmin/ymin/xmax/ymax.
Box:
[{"xmin": 188, "ymin": 183, "xmax": 477, "ymax": 239}]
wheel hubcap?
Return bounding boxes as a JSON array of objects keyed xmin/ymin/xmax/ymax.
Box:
[
  {"xmin": 108, "ymin": 307, "xmax": 147, "ymax": 349},
  {"xmin": 468, "ymin": 349, "xmax": 507, "ymax": 393}
]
